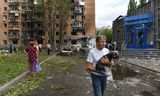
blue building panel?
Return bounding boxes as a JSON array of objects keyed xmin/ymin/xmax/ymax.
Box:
[
  {"xmin": 125, "ymin": 13, "xmax": 153, "ymax": 26},
  {"xmin": 124, "ymin": 13, "xmax": 154, "ymax": 49}
]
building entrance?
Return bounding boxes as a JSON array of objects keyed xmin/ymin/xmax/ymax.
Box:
[{"xmin": 136, "ymin": 29, "xmax": 144, "ymax": 48}]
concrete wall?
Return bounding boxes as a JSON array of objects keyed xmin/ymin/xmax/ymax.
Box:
[
  {"xmin": 85, "ymin": 0, "xmax": 95, "ymax": 38},
  {"xmin": 112, "ymin": 16, "xmax": 125, "ymax": 51}
]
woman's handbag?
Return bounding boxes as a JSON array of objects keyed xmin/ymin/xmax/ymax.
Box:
[{"xmin": 35, "ymin": 60, "xmax": 41, "ymax": 72}]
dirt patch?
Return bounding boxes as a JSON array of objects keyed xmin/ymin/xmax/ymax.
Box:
[
  {"xmin": 22, "ymin": 56, "xmax": 93, "ymax": 96},
  {"xmin": 106, "ymin": 61, "xmax": 160, "ymax": 96}
]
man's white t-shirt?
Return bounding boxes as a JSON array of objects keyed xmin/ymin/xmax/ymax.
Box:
[{"xmin": 86, "ymin": 47, "xmax": 112, "ymax": 76}]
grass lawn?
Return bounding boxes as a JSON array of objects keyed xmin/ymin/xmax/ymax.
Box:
[
  {"xmin": 0, "ymin": 51, "xmax": 50, "ymax": 87},
  {"xmin": 1, "ymin": 55, "xmax": 85, "ymax": 96}
]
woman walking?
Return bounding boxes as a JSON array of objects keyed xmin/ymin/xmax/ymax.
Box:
[{"xmin": 25, "ymin": 41, "xmax": 38, "ymax": 75}]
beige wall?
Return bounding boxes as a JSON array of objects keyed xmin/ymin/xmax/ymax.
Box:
[
  {"xmin": 85, "ymin": 0, "xmax": 96, "ymax": 38},
  {"xmin": 0, "ymin": 0, "xmax": 8, "ymax": 45}
]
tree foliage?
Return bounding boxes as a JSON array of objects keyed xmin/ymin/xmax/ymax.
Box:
[
  {"xmin": 139, "ymin": 0, "xmax": 147, "ymax": 6},
  {"xmin": 57, "ymin": 0, "xmax": 71, "ymax": 51},
  {"xmin": 36, "ymin": 0, "xmax": 70, "ymax": 51},
  {"xmin": 96, "ymin": 27, "xmax": 112, "ymax": 43},
  {"xmin": 128, "ymin": 0, "xmax": 137, "ymax": 11}
]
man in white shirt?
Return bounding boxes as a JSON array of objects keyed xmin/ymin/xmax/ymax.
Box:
[
  {"xmin": 46, "ymin": 43, "xmax": 51, "ymax": 55},
  {"xmin": 86, "ymin": 35, "xmax": 111, "ymax": 96},
  {"xmin": 38, "ymin": 43, "xmax": 42, "ymax": 52}
]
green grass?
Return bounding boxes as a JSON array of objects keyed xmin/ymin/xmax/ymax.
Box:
[
  {"xmin": 0, "ymin": 52, "xmax": 50, "ymax": 87},
  {"xmin": 1, "ymin": 55, "xmax": 84, "ymax": 96}
]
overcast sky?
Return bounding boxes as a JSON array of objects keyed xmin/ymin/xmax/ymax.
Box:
[{"xmin": 95, "ymin": 0, "xmax": 130, "ymax": 28}]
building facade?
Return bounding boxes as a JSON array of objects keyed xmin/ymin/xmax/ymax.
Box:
[
  {"xmin": 8, "ymin": 0, "xmax": 44, "ymax": 46},
  {"xmin": 0, "ymin": 0, "xmax": 8, "ymax": 45},
  {"xmin": 113, "ymin": 0, "xmax": 160, "ymax": 49},
  {"xmin": 112, "ymin": 15, "xmax": 125, "ymax": 51},
  {"xmin": 126, "ymin": 0, "xmax": 160, "ymax": 49},
  {"xmin": 0, "ymin": 0, "xmax": 95, "ymax": 48},
  {"xmin": 69, "ymin": 0, "xmax": 95, "ymax": 46}
]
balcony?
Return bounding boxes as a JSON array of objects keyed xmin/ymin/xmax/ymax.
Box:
[
  {"xmin": 24, "ymin": 28, "xmax": 34, "ymax": 31},
  {"xmin": 21, "ymin": 8, "xmax": 33, "ymax": 13},
  {"xmin": 21, "ymin": 2, "xmax": 28, "ymax": 6},
  {"xmin": 33, "ymin": 17, "xmax": 44, "ymax": 22},
  {"xmin": 22, "ymin": 34, "xmax": 34, "ymax": 40},
  {"xmin": 79, "ymin": 2, "xmax": 85, "ymax": 6},
  {"xmin": 8, "ymin": 31, "xmax": 20, "ymax": 39},
  {"xmin": 73, "ymin": 10, "xmax": 83, "ymax": 15},
  {"xmin": 8, "ymin": 10, "xmax": 19, "ymax": 14},
  {"xmin": 73, "ymin": 26, "xmax": 85, "ymax": 31},
  {"xmin": 8, "ymin": 1, "xmax": 20, "ymax": 6},
  {"xmin": 72, "ymin": 2, "xmax": 79, "ymax": 7},
  {"xmin": 21, "ymin": 18, "xmax": 34, "ymax": 23},
  {"xmin": 8, "ymin": 18, "xmax": 20, "ymax": 23},
  {"xmin": 8, "ymin": 19, "xmax": 14, "ymax": 22},
  {"xmin": 3, "ymin": 11, "xmax": 8, "ymax": 15},
  {"xmin": 3, "ymin": 20, "xmax": 7, "ymax": 24},
  {"xmin": 9, "ymin": 27, "xmax": 20, "ymax": 30}
]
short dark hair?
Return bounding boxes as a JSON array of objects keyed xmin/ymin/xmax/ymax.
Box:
[{"xmin": 96, "ymin": 35, "xmax": 106, "ymax": 43}]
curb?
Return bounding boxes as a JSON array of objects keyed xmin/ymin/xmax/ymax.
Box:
[
  {"xmin": 0, "ymin": 55, "xmax": 55, "ymax": 94},
  {"xmin": 120, "ymin": 60, "xmax": 160, "ymax": 74}
]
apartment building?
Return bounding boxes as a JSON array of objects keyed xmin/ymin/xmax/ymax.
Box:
[
  {"xmin": 0, "ymin": 0, "xmax": 8, "ymax": 45},
  {"xmin": 67, "ymin": 0, "xmax": 95, "ymax": 46},
  {"xmin": 8, "ymin": 0, "xmax": 44, "ymax": 46},
  {"xmin": 0, "ymin": 0, "xmax": 95, "ymax": 48},
  {"xmin": 0, "ymin": 0, "xmax": 43, "ymax": 47}
]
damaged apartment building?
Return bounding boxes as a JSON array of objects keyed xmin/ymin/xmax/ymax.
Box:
[
  {"xmin": 0, "ymin": 0, "xmax": 95, "ymax": 48},
  {"xmin": 113, "ymin": 0, "xmax": 160, "ymax": 51},
  {"xmin": 0, "ymin": 0, "xmax": 44, "ymax": 46}
]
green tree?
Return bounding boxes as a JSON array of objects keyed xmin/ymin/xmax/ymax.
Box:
[
  {"xmin": 36, "ymin": 0, "xmax": 57, "ymax": 49},
  {"xmin": 139, "ymin": 0, "xmax": 147, "ymax": 6},
  {"xmin": 58, "ymin": 0, "xmax": 71, "ymax": 52},
  {"xmin": 96, "ymin": 27, "xmax": 112, "ymax": 43},
  {"xmin": 128, "ymin": 0, "xmax": 137, "ymax": 11},
  {"xmin": 36, "ymin": 0, "xmax": 70, "ymax": 51}
]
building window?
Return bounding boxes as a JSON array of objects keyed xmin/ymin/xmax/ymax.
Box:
[
  {"xmin": 82, "ymin": 15, "xmax": 85, "ymax": 19},
  {"xmin": 64, "ymin": 32, "xmax": 67, "ymax": 35},
  {"xmin": 3, "ymin": 40, "xmax": 7, "ymax": 44},
  {"xmin": 71, "ymin": 7, "xmax": 74, "ymax": 11},
  {"xmin": 3, "ymin": 15, "xmax": 7, "ymax": 21},
  {"xmin": 56, "ymin": 32, "xmax": 59, "ymax": 35},
  {"xmin": 56, "ymin": 15, "xmax": 59, "ymax": 19},
  {"xmin": 4, "ymin": 0, "xmax": 7, "ymax": 3},
  {"xmin": 71, "ymin": 15, "xmax": 75, "ymax": 19},
  {"xmin": 56, "ymin": 24, "xmax": 59, "ymax": 27},
  {"xmin": 73, "ymin": 22, "xmax": 79, "ymax": 27},
  {"xmin": 4, "ymin": 32, "xmax": 7, "ymax": 35},
  {"xmin": 56, "ymin": 40, "xmax": 59, "ymax": 43},
  {"xmin": 38, "ymin": 24, "xmax": 41, "ymax": 27},
  {"xmin": 13, "ymin": 40, "xmax": 18, "ymax": 44},
  {"xmin": 4, "ymin": 7, "xmax": 7, "ymax": 11},
  {"xmin": 71, "ymin": 31, "xmax": 76, "ymax": 35},
  {"xmin": 4, "ymin": 24, "xmax": 7, "ymax": 27},
  {"xmin": 71, "ymin": 40, "xmax": 77, "ymax": 44}
]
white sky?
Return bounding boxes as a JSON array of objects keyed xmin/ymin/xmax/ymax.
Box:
[{"xmin": 95, "ymin": 0, "xmax": 130, "ymax": 28}]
